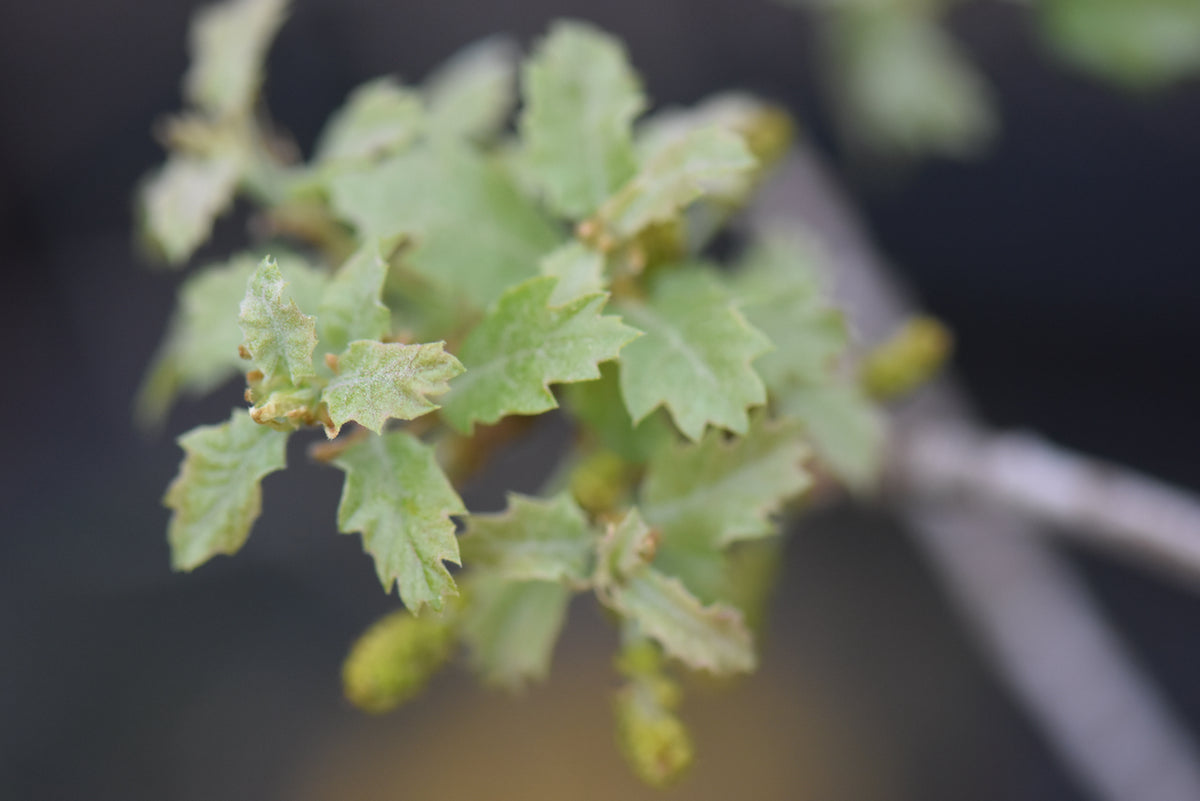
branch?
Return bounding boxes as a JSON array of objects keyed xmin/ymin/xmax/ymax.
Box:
[
  {"xmin": 896, "ymin": 422, "xmax": 1200, "ymax": 587},
  {"xmin": 754, "ymin": 144, "xmax": 1200, "ymax": 801}
]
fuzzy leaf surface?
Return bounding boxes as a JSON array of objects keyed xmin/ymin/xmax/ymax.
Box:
[
  {"xmin": 139, "ymin": 254, "xmax": 326, "ymax": 424},
  {"xmin": 425, "ymin": 36, "xmax": 518, "ymax": 142},
  {"xmin": 323, "ymin": 341, "xmax": 463, "ymax": 436},
  {"xmin": 617, "ymin": 269, "xmax": 770, "ymax": 441},
  {"xmin": 603, "ymin": 566, "xmax": 755, "ymax": 675},
  {"xmin": 328, "ymin": 144, "xmax": 562, "ymax": 308},
  {"xmin": 239, "ymin": 256, "xmax": 318, "ymax": 384},
  {"xmin": 164, "ymin": 410, "xmax": 288, "ymax": 570},
  {"xmin": 441, "ymin": 276, "xmax": 640, "ymax": 433},
  {"xmin": 460, "ymin": 493, "xmax": 594, "ymax": 584},
  {"xmin": 141, "ymin": 153, "xmax": 241, "ymax": 265},
  {"xmin": 459, "ymin": 575, "xmax": 571, "ymax": 689},
  {"xmin": 317, "ymin": 244, "xmax": 393, "ymax": 355},
  {"xmin": 333, "ymin": 431, "xmax": 466, "ymax": 613},
  {"xmin": 641, "ymin": 416, "xmax": 809, "ymax": 550},
  {"xmin": 184, "ymin": 0, "xmax": 288, "ymax": 118},
  {"xmin": 520, "ymin": 20, "xmax": 644, "ymax": 219},
  {"xmin": 595, "ymin": 127, "xmax": 755, "ymax": 239}
]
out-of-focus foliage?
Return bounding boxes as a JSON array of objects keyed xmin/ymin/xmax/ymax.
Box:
[{"xmin": 780, "ymin": 0, "xmax": 1200, "ymax": 162}]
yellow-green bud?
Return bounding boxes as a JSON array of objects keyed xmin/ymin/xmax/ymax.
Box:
[
  {"xmin": 860, "ymin": 315, "xmax": 953, "ymax": 401},
  {"xmin": 342, "ymin": 609, "xmax": 455, "ymax": 713},
  {"xmin": 615, "ymin": 682, "xmax": 695, "ymax": 788}
]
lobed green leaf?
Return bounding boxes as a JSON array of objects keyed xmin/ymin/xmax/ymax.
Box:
[
  {"xmin": 440, "ymin": 276, "xmax": 641, "ymax": 433},
  {"xmin": 641, "ymin": 415, "xmax": 810, "ymax": 551},
  {"xmin": 328, "ymin": 144, "xmax": 563, "ymax": 308},
  {"xmin": 333, "ymin": 432, "xmax": 465, "ymax": 613},
  {"xmin": 617, "ymin": 269, "xmax": 771, "ymax": 441},
  {"xmin": 519, "ymin": 20, "xmax": 645, "ymax": 219},
  {"xmin": 323, "ymin": 340, "xmax": 463, "ymax": 436},
  {"xmin": 594, "ymin": 127, "xmax": 755, "ymax": 240},
  {"xmin": 164, "ymin": 409, "xmax": 289, "ymax": 570},
  {"xmin": 601, "ymin": 564, "xmax": 755, "ymax": 675},
  {"xmin": 238, "ymin": 256, "xmax": 319, "ymax": 385}
]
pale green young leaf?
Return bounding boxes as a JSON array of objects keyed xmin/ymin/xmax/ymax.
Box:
[
  {"xmin": 184, "ymin": 0, "xmax": 288, "ymax": 118},
  {"xmin": 562, "ymin": 361, "xmax": 674, "ymax": 464},
  {"xmin": 729, "ymin": 234, "xmax": 847, "ymax": 393},
  {"xmin": 595, "ymin": 127, "xmax": 755, "ymax": 240},
  {"xmin": 425, "ymin": 36, "xmax": 518, "ymax": 142},
  {"xmin": 328, "ymin": 144, "xmax": 563, "ymax": 308},
  {"xmin": 164, "ymin": 409, "xmax": 289, "ymax": 570},
  {"xmin": 138, "ymin": 253, "xmax": 326, "ymax": 425},
  {"xmin": 602, "ymin": 567, "xmax": 755, "ymax": 675},
  {"xmin": 323, "ymin": 340, "xmax": 464, "ymax": 436},
  {"xmin": 460, "ymin": 493, "xmax": 594, "ymax": 585},
  {"xmin": 459, "ymin": 574, "xmax": 572, "ymax": 689},
  {"xmin": 635, "ymin": 92, "xmax": 776, "ymax": 205},
  {"xmin": 520, "ymin": 20, "xmax": 645, "ymax": 219},
  {"xmin": 617, "ymin": 269, "xmax": 771, "ymax": 441},
  {"xmin": 540, "ymin": 240, "xmax": 607, "ymax": 306},
  {"xmin": 1038, "ymin": 0, "xmax": 1200, "ymax": 91},
  {"xmin": 314, "ymin": 78, "xmax": 424, "ymax": 164},
  {"xmin": 140, "ymin": 152, "xmax": 241, "ymax": 266},
  {"xmin": 317, "ymin": 243, "xmax": 393, "ymax": 355},
  {"xmin": 779, "ymin": 381, "xmax": 885, "ymax": 491},
  {"xmin": 239, "ymin": 256, "xmax": 318, "ymax": 384},
  {"xmin": 641, "ymin": 415, "xmax": 809, "ymax": 550},
  {"xmin": 333, "ymin": 431, "xmax": 466, "ymax": 613},
  {"xmin": 441, "ymin": 276, "xmax": 641, "ymax": 433}
]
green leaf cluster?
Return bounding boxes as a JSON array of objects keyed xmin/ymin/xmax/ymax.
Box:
[{"xmin": 143, "ymin": 4, "xmax": 903, "ymax": 786}]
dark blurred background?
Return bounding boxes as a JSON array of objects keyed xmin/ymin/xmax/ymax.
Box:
[{"xmin": 3, "ymin": 1, "xmax": 1199, "ymax": 799}]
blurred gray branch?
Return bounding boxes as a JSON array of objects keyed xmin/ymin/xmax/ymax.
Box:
[{"xmin": 754, "ymin": 145, "xmax": 1200, "ymax": 801}]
